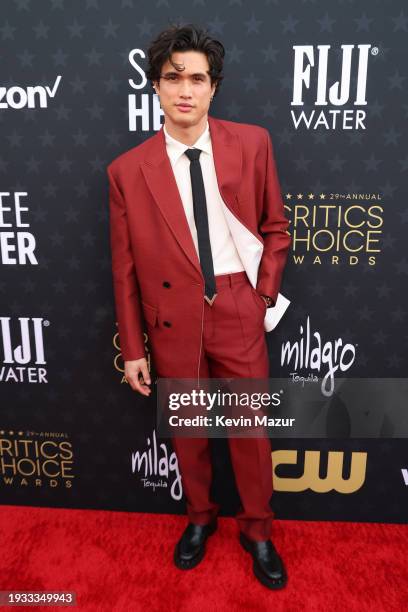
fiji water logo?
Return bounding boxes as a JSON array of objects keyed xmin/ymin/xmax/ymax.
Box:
[
  {"xmin": 281, "ymin": 316, "xmax": 356, "ymax": 396},
  {"xmin": 0, "ymin": 317, "xmax": 49, "ymax": 383},
  {"xmin": 131, "ymin": 429, "xmax": 182, "ymax": 501},
  {"xmin": 291, "ymin": 44, "xmax": 377, "ymax": 130}
]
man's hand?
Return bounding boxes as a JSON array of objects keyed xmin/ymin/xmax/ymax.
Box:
[
  {"xmin": 124, "ymin": 358, "xmax": 152, "ymax": 396},
  {"xmin": 261, "ymin": 295, "xmax": 274, "ymax": 308}
]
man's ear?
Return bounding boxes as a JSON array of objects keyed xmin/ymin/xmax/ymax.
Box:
[{"xmin": 153, "ymin": 80, "xmax": 159, "ymax": 93}]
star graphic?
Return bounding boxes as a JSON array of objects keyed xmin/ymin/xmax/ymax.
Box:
[
  {"xmin": 317, "ymin": 13, "xmax": 336, "ymax": 32},
  {"xmin": 227, "ymin": 44, "xmax": 244, "ymax": 64},
  {"xmin": 26, "ymin": 157, "xmax": 41, "ymax": 173},
  {"xmin": 281, "ymin": 14, "xmax": 299, "ymax": 34},
  {"xmin": 85, "ymin": 48, "xmax": 103, "ymax": 66},
  {"xmin": 18, "ymin": 49, "xmax": 35, "ymax": 67},
  {"xmin": 52, "ymin": 48, "xmax": 69, "ymax": 66},
  {"xmin": 207, "ymin": 16, "xmax": 226, "ymax": 36},
  {"xmin": 383, "ymin": 127, "xmax": 400, "ymax": 146},
  {"xmin": 33, "ymin": 21, "xmax": 49, "ymax": 39},
  {"xmin": 67, "ymin": 21, "xmax": 85, "ymax": 38},
  {"xmin": 261, "ymin": 44, "xmax": 279, "ymax": 63},
  {"xmin": 101, "ymin": 19, "xmax": 120, "ymax": 38},
  {"xmin": 363, "ymin": 154, "xmax": 382, "ymax": 171},
  {"xmin": 245, "ymin": 14, "xmax": 262, "ymax": 34},
  {"xmin": 354, "ymin": 13, "xmax": 373, "ymax": 32},
  {"xmin": 388, "ymin": 70, "xmax": 406, "ymax": 89},
  {"xmin": 391, "ymin": 10, "xmax": 408, "ymax": 32},
  {"xmin": 70, "ymin": 75, "xmax": 87, "ymax": 94},
  {"xmin": 0, "ymin": 21, "xmax": 17, "ymax": 40}
]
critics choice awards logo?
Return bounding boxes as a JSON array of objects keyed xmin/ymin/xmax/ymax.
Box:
[
  {"xmin": 0, "ymin": 430, "xmax": 74, "ymax": 489},
  {"xmin": 285, "ymin": 193, "xmax": 383, "ymax": 266}
]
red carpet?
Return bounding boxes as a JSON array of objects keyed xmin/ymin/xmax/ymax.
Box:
[{"xmin": 0, "ymin": 505, "xmax": 406, "ymax": 611}]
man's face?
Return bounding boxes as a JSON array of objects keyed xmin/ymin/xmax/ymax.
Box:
[{"xmin": 153, "ymin": 50, "xmax": 216, "ymax": 128}]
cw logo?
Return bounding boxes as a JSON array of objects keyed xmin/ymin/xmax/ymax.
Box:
[{"xmin": 272, "ymin": 450, "xmax": 367, "ymax": 493}]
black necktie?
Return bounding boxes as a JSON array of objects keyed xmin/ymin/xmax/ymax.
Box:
[{"xmin": 184, "ymin": 148, "xmax": 217, "ymax": 305}]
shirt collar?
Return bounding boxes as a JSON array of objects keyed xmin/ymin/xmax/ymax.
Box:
[{"xmin": 163, "ymin": 120, "xmax": 211, "ymax": 165}]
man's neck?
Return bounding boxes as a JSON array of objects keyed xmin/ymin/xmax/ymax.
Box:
[{"xmin": 164, "ymin": 115, "xmax": 208, "ymax": 146}]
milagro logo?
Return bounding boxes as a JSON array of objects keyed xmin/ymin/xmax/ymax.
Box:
[
  {"xmin": 131, "ymin": 429, "xmax": 182, "ymax": 501},
  {"xmin": 0, "ymin": 75, "xmax": 62, "ymax": 109},
  {"xmin": 291, "ymin": 44, "xmax": 375, "ymax": 130},
  {"xmin": 281, "ymin": 316, "xmax": 356, "ymax": 396},
  {"xmin": 0, "ymin": 316, "xmax": 48, "ymax": 383}
]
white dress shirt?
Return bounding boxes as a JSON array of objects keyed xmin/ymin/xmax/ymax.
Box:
[{"xmin": 163, "ymin": 120, "xmax": 245, "ymax": 275}]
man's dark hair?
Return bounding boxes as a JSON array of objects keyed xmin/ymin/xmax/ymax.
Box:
[{"xmin": 146, "ymin": 23, "xmax": 225, "ymax": 97}]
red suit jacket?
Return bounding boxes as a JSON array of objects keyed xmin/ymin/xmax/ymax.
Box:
[{"xmin": 107, "ymin": 116, "xmax": 291, "ymax": 378}]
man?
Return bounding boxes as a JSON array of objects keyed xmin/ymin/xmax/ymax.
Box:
[{"xmin": 107, "ymin": 24, "xmax": 291, "ymax": 590}]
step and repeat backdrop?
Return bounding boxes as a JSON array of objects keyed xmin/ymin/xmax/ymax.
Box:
[{"xmin": 1, "ymin": 0, "xmax": 407, "ymax": 523}]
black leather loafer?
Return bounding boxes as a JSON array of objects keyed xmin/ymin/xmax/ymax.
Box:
[
  {"xmin": 239, "ymin": 532, "xmax": 287, "ymax": 589},
  {"xmin": 174, "ymin": 519, "xmax": 217, "ymax": 570}
]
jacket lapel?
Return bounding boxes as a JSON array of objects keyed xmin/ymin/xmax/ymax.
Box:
[
  {"xmin": 141, "ymin": 131, "xmax": 201, "ymax": 276},
  {"xmin": 140, "ymin": 116, "xmax": 242, "ymax": 276},
  {"xmin": 208, "ymin": 115, "xmax": 242, "ymax": 214}
]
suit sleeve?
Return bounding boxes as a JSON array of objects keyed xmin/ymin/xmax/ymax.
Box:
[
  {"xmin": 107, "ymin": 164, "xmax": 146, "ymax": 361},
  {"xmin": 255, "ymin": 130, "xmax": 291, "ymax": 303}
]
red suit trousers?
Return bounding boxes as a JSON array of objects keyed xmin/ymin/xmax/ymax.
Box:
[{"xmin": 171, "ymin": 271, "xmax": 274, "ymax": 541}]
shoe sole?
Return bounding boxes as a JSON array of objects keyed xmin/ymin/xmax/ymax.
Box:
[
  {"xmin": 174, "ymin": 520, "xmax": 217, "ymax": 570},
  {"xmin": 239, "ymin": 533, "xmax": 288, "ymax": 590}
]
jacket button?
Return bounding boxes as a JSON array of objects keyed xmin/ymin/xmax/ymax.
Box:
[
  {"xmin": 163, "ymin": 321, "xmax": 172, "ymax": 328},
  {"xmin": 163, "ymin": 281, "xmax": 171, "ymax": 288}
]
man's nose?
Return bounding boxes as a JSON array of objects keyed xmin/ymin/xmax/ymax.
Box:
[{"xmin": 179, "ymin": 79, "xmax": 192, "ymax": 96}]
